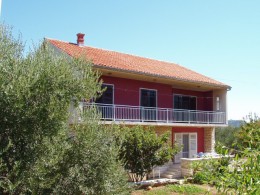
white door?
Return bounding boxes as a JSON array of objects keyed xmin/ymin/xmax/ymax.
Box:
[
  {"xmin": 189, "ymin": 133, "xmax": 197, "ymax": 158},
  {"xmin": 174, "ymin": 133, "xmax": 182, "ymax": 163},
  {"xmin": 174, "ymin": 132, "xmax": 198, "ymax": 162}
]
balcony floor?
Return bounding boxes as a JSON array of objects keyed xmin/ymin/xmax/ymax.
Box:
[{"xmin": 100, "ymin": 120, "xmax": 228, "ymax": 127}]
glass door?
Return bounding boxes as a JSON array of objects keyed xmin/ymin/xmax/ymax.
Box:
[
  {"xmin": 140, "ymin": 89, "xmax": 157, "ymax": 121},
  {"xmin": 182, "ymin": 134, "xmax": 189, "ymax": 158},
  {"xmin": 95, "ymin": 84, "xmax": 114, "ymax": 119},
  {"xmin": 174, "ymin": 133, "xmax": 197, "ymax": 163}
]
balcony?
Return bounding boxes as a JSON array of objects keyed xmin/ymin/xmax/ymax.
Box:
[{"xmin": 82, "ymin": 103, "xmax": 227, "ymax": 126}]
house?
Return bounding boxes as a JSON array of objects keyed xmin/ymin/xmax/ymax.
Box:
[{"xmin": 46, "ymin": 33, "xmax": 230, "ymax": 166}]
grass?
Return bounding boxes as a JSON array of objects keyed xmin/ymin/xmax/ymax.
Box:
[
  {"xmin": 166, "ymin": 185, "xmax": 206, "ymax": 194},
  {"xmin": 132, "ymin": 184, "xmax": 213, "ymax": 195}
]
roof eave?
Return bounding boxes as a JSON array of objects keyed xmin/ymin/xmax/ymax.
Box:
[{"xmin": 93, "ymin": 64, "xmax": 231, "ymax": 90}]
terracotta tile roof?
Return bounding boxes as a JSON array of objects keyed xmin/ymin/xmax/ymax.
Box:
[{"xmin": 47, "ymin": 38, "xmax": 229, "ymax": 88}]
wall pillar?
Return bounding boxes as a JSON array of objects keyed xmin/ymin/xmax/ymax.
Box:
[{"xmin": 204, "ymin": 127, "xmax": 215, "ymax": 153}]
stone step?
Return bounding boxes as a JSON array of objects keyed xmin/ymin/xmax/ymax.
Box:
[
  {"xmin": 164, "ymin": 170, "xmax": 181, "ymax": 175},
  {"xmin": 165, "ymin": 164, "xmax": 181, "ymax": 168},
  {"xmin": 162, "ymin": 170, "xmax": 182, "ymax": 175},
  {"xmin": 162, "ymin": 171, "xmax": 181, "ymax": 175},
  {"xmin": 161, "ymin": 173, "xmax": 182, "ymax": 179},
  {"xmin": 161, "ymin": 168, "xmax": 179, "ymax": 172},
  {"xmin": 149, "ymin": 163, "xmax": 182, "ymax": 179}
]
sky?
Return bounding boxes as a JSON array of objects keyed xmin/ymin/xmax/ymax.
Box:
[{"xmin": 1, "ymin": 0, "xmax": 260, "ymax": 120}]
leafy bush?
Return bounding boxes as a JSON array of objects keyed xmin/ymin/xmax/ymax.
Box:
[
  {"xmin": 191, "ymin": 115, "xmax": 260, "ymax": 194},
  {"xmin": 192, "ymin": 172, "xmax": 208, "ymax": 184},
  {"xmin": 119, "ymin": 126, "xmax": 180, "ymax": 182},
  {"xmin": 235, "ymin": 114, "xmax": 260, "ymax": 151},
  {"xmin": 215, "ymin": 126, "xmax": 240, "ymax": 150}
]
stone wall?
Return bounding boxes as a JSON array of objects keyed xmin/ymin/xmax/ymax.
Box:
[
  {"xmin": 204, "ymin": 127, "xmax": 215, "ymax": 153},
  {"xmin": 181, "ymin": 156, "xmax": 223, "ymax": 177}
]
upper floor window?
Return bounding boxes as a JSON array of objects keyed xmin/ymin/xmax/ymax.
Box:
[
  {"xmin": 96, "ymin": 84, "xmax": 114, "ymax": 104},
  {"xmin": 140, "ymin": 89, "xmax": 157, "ymax": 107},
  {"xmin": 174, "ymin": 94, "xmax": 196, "ymax": 110}
]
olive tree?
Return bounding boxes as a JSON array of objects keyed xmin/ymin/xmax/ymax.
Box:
[{"xmin": 0, "ymin": 24, "xmax": 128, "ymax": 194}]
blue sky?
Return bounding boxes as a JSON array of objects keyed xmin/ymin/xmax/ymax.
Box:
[{"xmin": 1, "ymin": 0, "xmax": 260, "ymax": 120}]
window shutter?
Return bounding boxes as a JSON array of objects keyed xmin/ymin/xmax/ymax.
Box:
[
  {"xmin": 189, "ymin": 133, "xmax": 197, "ymax": 158},
  {"xmin": 174, "ymin": 133, "xmax": 182, "ymax": 163}
]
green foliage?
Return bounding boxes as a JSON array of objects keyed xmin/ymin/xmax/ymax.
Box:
[
  {"xmin": 192, "ymin": 115, "xmax": 260, "ymax": 194},
  {"xmin": 118, "ymin": 126, "xmax": 180, "ymax": 182},
  {"xmin": 135, "ymin": 184, "xmax": 207, "ymax": 195},
  {"xmin": 192, "ymin": 155, "xmax": 232, "ymax": 185},
  {"xmin": 166, "ymin": 184, "xmax": 206, "ymax": 194},
  {"xmin": 215, "ymin": 126, "xmax": 240, "ymax": 150},
  {"xmin": 27, "ymin": 110, "xmax": 129, "ymax": 195},
  {"xmin": 0, "ymin": 24, "xmax": 129, "ymax": 194},
  {"xmin": 192, "ymin": 172, "xmax": 208, "ymax": 185},
  {"xmin": 235, "ymin": 115, "xmax": 260, "ymax": 151}
]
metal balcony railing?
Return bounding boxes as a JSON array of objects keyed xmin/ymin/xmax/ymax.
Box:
[{"xmin": 82, "ymin": 103, "xmax": 226, "ymax": 124}]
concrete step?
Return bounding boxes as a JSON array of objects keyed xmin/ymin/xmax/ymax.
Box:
[
  {"xmin": 149, "ymin": 162, "xmax": 182, "ymax": 179},
  {"xmin": 161, "ymin": 173, "xmax": 182, "ymax": 179},
  {"xmin": 165, "ymin": 164, "xmax": 181, "ymax": 168},
  {"xmin": 164, "ymin": 170, "xmax": 181, "ymax": 175}
]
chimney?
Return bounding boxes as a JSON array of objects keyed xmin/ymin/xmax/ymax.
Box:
[{"xmin": 77, "ymin": 33, "xmax": 85, "ymax": 46}]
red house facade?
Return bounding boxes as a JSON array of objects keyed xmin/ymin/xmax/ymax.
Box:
[{"xmin": 46, "ymin": 34, "xmax": 230, "ymax": 164}]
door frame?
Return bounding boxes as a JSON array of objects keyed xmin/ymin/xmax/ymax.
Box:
[
  {"xmin": 139, "ymin": 88, "xmax": 158, "ymax": 121},
  {"xmin": 174, "ymin": 132, "xmax": 198, "ymax": 163}
]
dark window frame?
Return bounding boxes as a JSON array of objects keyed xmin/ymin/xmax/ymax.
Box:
[
  {"xmin": 174, "ymin": 94, "xmax": 197, "ymax": 110},
  {"xmin": 95, "ymin": 84, "xmax": 114, "ymax": 105},
  {"xmin": 140, "ymin": 88, "xmax": 157, "ymax": 108}
]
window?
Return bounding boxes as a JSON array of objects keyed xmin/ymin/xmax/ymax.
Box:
[
  {"xmin": 174, "ymin": 95, "xmax": 196, "ymax": 110},
  {"xmin": 96, "ymin": 84, "xmax": 114, "ymax": 104},
  {"xmin": 140, "ymin": 89, "xmax": 157, "ymax": 107}
]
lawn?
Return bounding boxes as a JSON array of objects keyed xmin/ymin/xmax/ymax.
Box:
[{"xmin": 132, "ymin": 184, "xmax": 220, "ymax": 195}]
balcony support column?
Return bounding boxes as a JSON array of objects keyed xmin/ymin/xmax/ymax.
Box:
[{"xmin": 204, "ymin": 127, "xmax": 215, "ymax": 153}]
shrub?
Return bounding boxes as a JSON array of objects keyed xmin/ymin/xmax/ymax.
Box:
[
  {"xmin": 191, "ymin": 115, "xmax": 260, "ymax": 194},
  {"xmin": 118, "ymin": 126, "xmax": 180, "ymax": 182},
  {"xmin": 192, "ymin": 172, "xmax": 208, "ymax": 184}
]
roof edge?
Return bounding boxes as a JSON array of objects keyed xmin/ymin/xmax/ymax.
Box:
[{"xmin": 94, "ymin": 64, "xmax": 231, "ymax": 90}]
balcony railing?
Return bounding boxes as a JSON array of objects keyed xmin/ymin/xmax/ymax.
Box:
[{"xmin": 82, "ymin": 103, "xmax": 226, "ymax": 125}]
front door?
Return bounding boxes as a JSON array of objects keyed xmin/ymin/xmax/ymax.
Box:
[{"xmin": 174, "ymin": 133, "xmax": 197, "ymax": 163}]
